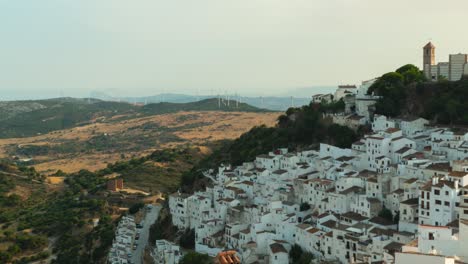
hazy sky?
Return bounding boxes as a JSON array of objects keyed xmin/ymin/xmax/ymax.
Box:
[{"xmin": 1, "ymin": 0, "xmax": 467, "ymax": 99}]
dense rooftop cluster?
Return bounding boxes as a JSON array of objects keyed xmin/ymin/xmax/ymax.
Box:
[{"xmin": 169, "ymin": 113, "xmax": 468, "ymax": 264}]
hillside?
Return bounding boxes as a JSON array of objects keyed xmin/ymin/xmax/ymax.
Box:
[
  {"xmin": 0, "ymin": 143, "xmax": 219, "ymax": 263},
  {"xmin": 90, "ymin": 92, "xmax": 315, "ymax": 111},
  {"xmin": 368, "ymin": 64, "xmax": 468, "ymax": 125},
  {"xmin": 0, "ymin": 160, "xmax": 124, "ymax": 263},
  {"xmin": 0, "ymin": 111, "xmax": 279, "ymax": 177},
  {"xmin": 0, "ymin": 98, "xmax": 268, "ymax": 139}
]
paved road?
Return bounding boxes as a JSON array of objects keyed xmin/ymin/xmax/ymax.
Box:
[{"xmin": 132, "ymin": 205, "xmax": 161, "ymax": 264}]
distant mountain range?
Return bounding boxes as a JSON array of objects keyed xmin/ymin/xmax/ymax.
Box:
[
  {"xmin": 0, "ymin": 97, "xmax": 269, "ymax": 138},
  {"xmin": 89, "ymin": 92, "xmax": 323, "ymax": 111}
]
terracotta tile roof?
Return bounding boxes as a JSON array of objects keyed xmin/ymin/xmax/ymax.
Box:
[
  {"xmin": 273, "ymin": 169, "xmax": 288, "ymax": 175},
  {"xmin": 359, "ymin": 170, "xmax": 377, "ymax": 178},
  {"xmin": 341, "ymin": 212, "xmax": 368, "ymax": 222},
  {"xmin": 448, "ymin": 171, "xmax": 468, "ymax": 178},
  {"xmin": 296, "ymin": 223, "xmax": 312, "ymax": 230},
  {"xmin": 307, "ymin": 228, "xmax": 320, "ymax": 234},
  {"xmin": 269, "ymin": 243, "xmax": 287, "ymax": 254},
  {"xmin": 404, "ymin": 178, "xmax": 418, "ymax": 184},
  {"xmin": 216, "ymin": 251, "xmax": 241, "ymax": 264},
  {"xmin": 370, "ymin": 227, "xmax": 395, "ymax": 236},
  {"xmin": 321, "ymin": 220, "xmax": 337, "ymax": 228},
  {"xmin": 395, "ymin": 146, "xmax": 412, "ymax": 154},
  {"xmin": 386, "ymin": 128, "xmax": 401, "ymax": 133},
  {"xmin": 383, "ymin": 241, "xmax": 404, "ymax": 252},
  {"xmin": 433, "ymin": 180, "xmax": 456, "ymax": 189},
  {"xmin": 336, "ymin": 156, "xmax": 355, "ymax": 162},
  {"xmin": 426, "ymin": 162, "xmax": 451, "ymax": 172}
]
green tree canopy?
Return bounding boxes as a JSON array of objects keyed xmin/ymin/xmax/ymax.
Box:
[{"xmin": 179, "ymin": 251, "xmax": 211, "ymax": 264}]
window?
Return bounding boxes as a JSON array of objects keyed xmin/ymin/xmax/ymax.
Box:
[
  {"xmin": 435, "ymin": 200, "xmax": 441, "ymax": 205},
  {"xmin": 434, "ymin": 190, "xmax": 440, "ymax": 195},
  {"xmin": 445, "ymin": 191, "xmax": 449, "ymax": 195},
  {"xmin": 429, "ymin": 232, "xmax": 434, "ymax": 240},
  {"xmin": 444, "ymin": 201, "xmax": 450, "ymax": 207},
  {"xmin": 421, "ymin": 192, "xmax": 425, "ymax": 199}
]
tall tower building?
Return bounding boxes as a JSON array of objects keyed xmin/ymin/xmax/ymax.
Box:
[
  {"xmin": 423, "ymin": 42, "xmax": 435, "ymax": 66},
  {"xmin": 423, "ymin": 42, "xmax": 436, "ymax": 79}
]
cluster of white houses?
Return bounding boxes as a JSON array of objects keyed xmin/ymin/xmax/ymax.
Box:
[
  {"xmin": 169, "ymin": 111, "xmax": 468, "ymax": 263},
  {"xmin": 108, "ymin": 216, "xmax": 138, "ymax": 264},
  {"xmin": 152, "ymin": 239, "xmax": 182, "ymax": 264}
]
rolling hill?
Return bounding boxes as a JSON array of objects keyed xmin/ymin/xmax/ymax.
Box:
[{"xmin": 0, "ymin": 98, "xmax": 269, "ymax": 139}]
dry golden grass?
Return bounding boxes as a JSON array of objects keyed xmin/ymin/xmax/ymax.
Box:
[
  {"xmin": 0, "ymin": 111, "xmax": 279, "ymax": 174},
  {"xmin": 47, "ymin": 177, "xmax": 65, "ymax": 184}
]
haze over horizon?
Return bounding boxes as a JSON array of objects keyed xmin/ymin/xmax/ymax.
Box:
[{"xmin": 1, "ymin": 0, "xmax": 467, "ymax": 100}]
